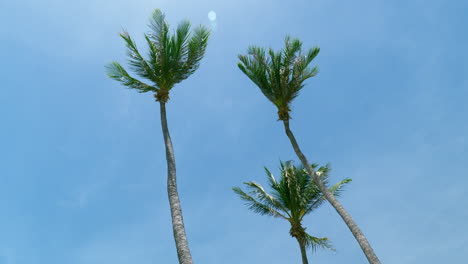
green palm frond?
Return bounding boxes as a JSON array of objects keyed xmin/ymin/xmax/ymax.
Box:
[
  {"xmin": 264, "ymin": 167, "xmax": 277, "ymax": 187},
  {"xmin": 238, "ymin": 46, "xmax": 274, "ymax": 102},
  {"xmin": 283, "ymin": 163, "xmax": 304, "ymax": 217},
  {"xmin": 174, "ymin": 20, "xmax": 191, "ymax": 62},
  {"xmin": 263, "ymin": 166, "xmax": 292, "ymax": 213},
  {"xmin": 119, "ymin": 31, "xmax": 156, "ymax": 82},
  {"xmin": 289, "ymin": 45, "xmax": 320, "ymax": 90},
  {"xmin": 183, "ymin": 26, "xmax": 210, "ymax": 76},
  {"xmin": 144, "ymin": 34, "xmax": 161, "ymax": 83},
  {"xmin": 305, "ymin": 176, "xmax": 351, "ymax": 215},
  {"xmin": 232, "ymin": 187, "xmax": 288, "ymax": 219},
  {"xmin": 147, "ymin": 9, "xmax": 170, "ymax": 88},
  {"xmin": 148, "ymin": 9, "xmax": 169, "ymax": 53},
  {"xmin": 329, "ymin": 178, "xmax": 352, "ymax": 197},
  {"xmin": 105, "ymin": 62, "xmax": 154, "ymax": 93},
  {"xmin": 243, "ymin": 181, "xmax": 291, "ymax": 218},
  {"xmin": 283, "ymin": 37, "xmax": 302, "ymax": 68},
  {"xmin": 238, "ymin": 36, "xmax": 320, "ymax": 120},
  {"xmin": 162, "ymin": 20, "xmax": 190, "ymax": 84},
  {"xmin": 304, "ymin": 233, "xmax": 335, "ymax": 252}
]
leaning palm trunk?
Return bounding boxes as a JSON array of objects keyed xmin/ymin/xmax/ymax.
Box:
[
  {"xmin": 160, "ymin": 102, "xmax": 193, "ymax": 264},
  {"xmin": 283, "ymin": 120, "xmax": 380, "ymax": 264}
]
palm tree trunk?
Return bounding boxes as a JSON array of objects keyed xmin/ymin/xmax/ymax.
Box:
[
  {"xmin": 283, "ymin": 120, "xmax": 380, "ymax": 264},
  {"xmin": 296, "ymin": 237, "xmax": 309, "ymax": 264},
  {"xmin": 159, "ymin": 102, "xmax": 193, "ymax": 264}
]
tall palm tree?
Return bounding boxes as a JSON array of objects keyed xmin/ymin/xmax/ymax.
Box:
[
  {"xmin": 106, "ymin": 9, "xmax": 209, "ymax": 264},
  {"xmin": 233, "ymin": 161, "xmax": 350, "ymax": 264},
  {"xmin": 237, "ymin": 37, "xmax": 381, "ymax": 264}
]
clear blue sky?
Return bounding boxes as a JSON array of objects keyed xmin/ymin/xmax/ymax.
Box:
[{"xmin": 1, "ymin": 0, "xmax": 467, "ymax": 263}]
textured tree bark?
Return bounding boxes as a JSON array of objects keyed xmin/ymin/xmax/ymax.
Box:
[
  {"xmin": 296, "ymin": 238, "xmax": 309, "ymax": 264},
  {"xmin": 283, "ymin": 120, "xmax": 381, "ymax": 264},
  {"xmin": 160, "ymin": 102, "xmax": 193, "ymax": 264}
]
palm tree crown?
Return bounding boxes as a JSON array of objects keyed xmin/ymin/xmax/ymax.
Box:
[
  {"xmin": 233, "ymin": 161, "xmax": 351, "ymax": 253},
  {"xmin": 106, "ymin": 9, "xmax": 210, "ymax": 103},
  {"xmin": 238, "ymin": 37, "xmax": 320, "ymax": 121}
]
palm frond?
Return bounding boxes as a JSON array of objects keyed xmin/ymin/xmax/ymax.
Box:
[
  {"xmin": 267, "ymin": 48, "xmax": 283, "ymax": 107},
  {"xmin": 279, "ymin": 37, "xmax": 303, "ymax": 105},
  {"xmin": 329, "ymin": 178, "xmax": 352, "ymax": 197},
  {"xmin": 296, "ymin": 46, "xmax": 320, "ymax": 83},
  {"xmin": 305, "ymin": 174, "xmax": 351, "ymax": 215},
  {"xmin": 264, "ymin": 166, "xmax": 292, "ymax": 212},
  {"xmin": 147, "ymin": 9, "xmax": 170, "ymax": 88},
  {"xmin": 244, "ymin": 181, "xmax": 291, "ymax": 218},
  {"xmin": 238, "ymin": 46, "xmax": 274, "ymax": 102},
  {"xmin": 232, "ymin": 187, "xmax": 288, "ymax": 219},
  {"xmin": 174, "ymin": 20, "xmax": 191, "ymax": 65},
  {"xmin": 264, "ymin": 167, "xmax": 277, "ymax": 187},
  {"xmin": 144, "ymin": 34, "xmax": 162, "ymax": 84},
  {"xmin": 304, "ymin": 232, "xmax": 335, "ymax": 252},
  {"xmin": 282, "ymin": 36, "xmax": 302, "ymax": 68},
  {"xmin": 178, "ymin": 25, "xmax": 210, "ymax": 82},
  {"xmin": 283, "ymin": 163, "xmax": 303, "ymax": 217},
  {"xmin": 148, "ymin": 9, "xmax": 169, "ymax": 50},
  {"xmin": 119, "ymin": 31, "xmax": 156, "ymax": 83},
  {"xmin": 105, "ymin": 62, "xmax": 154, "ymax": 93}
]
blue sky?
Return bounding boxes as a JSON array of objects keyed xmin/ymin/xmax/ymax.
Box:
[{"xmin": 1, "ymin": 0, "xmax": 467, "ymax": 263}]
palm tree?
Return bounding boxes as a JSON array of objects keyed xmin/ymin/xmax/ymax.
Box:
[
  {"xmin": 237, "ymin": 37, "xmax": 381, "ymax": 264},
  {"xmin": 106, "ymin": 9, "xmax": 209, "ymax": 264},
  {"xmin": 233, "ymin": 161, "xmax": 350, "ymax": 264}
]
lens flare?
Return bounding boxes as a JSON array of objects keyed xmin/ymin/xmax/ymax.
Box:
[{"xmin": 208, "ymin": 11, "xmax": 217, "ymax": 21}]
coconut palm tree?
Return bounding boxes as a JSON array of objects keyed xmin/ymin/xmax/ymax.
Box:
[
  {"xmin": 233, "ymin": 161, "xmax": 350, "ymax": 264},
  {"xmin": 237, "ymin": 37, "xmax": 381, "ymax": 264},
  {"xmin": 105, "ymin": 9, "xmax": 209, "ymax": 264}
]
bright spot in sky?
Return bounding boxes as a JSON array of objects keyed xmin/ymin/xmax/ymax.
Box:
[{"xmin": 208, "ymin": 11, "xmax": 217, "ymax": 21}]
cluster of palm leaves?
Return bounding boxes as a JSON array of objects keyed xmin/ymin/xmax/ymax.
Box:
[
  {"xmin": 107, "ymin": 9, "xmax": 209, "ymax": 103},
  {"xmin": 106, "ymin": 8, "xmax": 380, "ymax": 264},
  {"xmin": 238, "ymin": 37, "xmax": 319, "ymax": 121},
  {"xmin": 233, "ymin": 161, "xmax": 351, "ymax": 263}
]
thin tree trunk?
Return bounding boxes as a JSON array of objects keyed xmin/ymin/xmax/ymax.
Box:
[
  {"xmin": 159, "ymin": 102, "xmax": 193, "ymax": 264},
  {"xmin": 296, "ymin": 237, "xmax": 309, "ymax": 264},
  {"xmin": 283, "ymin": 120, "xmax": 381, "ymax": 264}
]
